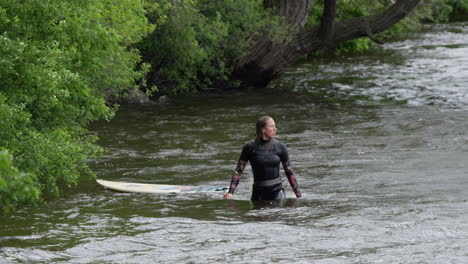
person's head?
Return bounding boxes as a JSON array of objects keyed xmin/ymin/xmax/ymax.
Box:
[{"xmin": 256, "ymin": 116, "xmax": 277, "ymax": 140}]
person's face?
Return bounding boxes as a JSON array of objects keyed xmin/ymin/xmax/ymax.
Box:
[{"xmin": 262, "ymin": 118, "xmax": 277, "ymax": 140}]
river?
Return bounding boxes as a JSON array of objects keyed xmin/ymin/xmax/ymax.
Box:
[{"xmin": 1, "ymin": 22, "xmax": 468, "ymax": 263}]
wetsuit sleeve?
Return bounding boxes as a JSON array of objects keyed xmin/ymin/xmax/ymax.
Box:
[
  {"xmin": 228, "ymin": 143, "xmax": 250, "ymax": 194},
  {"xmin": 279, "ymin": 143, "xmax": 302, "ymax": 198}
]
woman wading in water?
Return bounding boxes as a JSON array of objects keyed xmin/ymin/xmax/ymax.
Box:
[{"xmin": 224, "ymin": 116, "xmax": 302, "ymax": 201}]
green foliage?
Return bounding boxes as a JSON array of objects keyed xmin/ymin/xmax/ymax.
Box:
[
  {"xmin": 307, "ymin": 0, "xmax": 383, "ymax": 55},
  {"xmin": 140, "ymin": 0, "xmax": 285, "ymax": 95},
  {"xmin": 419, "ymin": 0, "xmax": 468, "ymax": 22},
  {"xmin": 0, "ymin": 150, "xmax": 40, "ymax": 213},
  {"xmin": 378, "ymin": 0, "xmax": 468, "ymax": 38},
  {"xmin": 334, "ymin": 38, "xmax": 371, "ymax": 55},
  {"xmin": 307, "ymin": 0, "xmax": 378, "ymax": 26},
  {"xmin": 429, "ymin": 1, "xmax": 454, "ymax": 22},
  {"xmin": 141, "ymin": 0, "xmax": 217, "ymax": 94},
  {"xmin": 418, "ymin": 0, "xmax": 468, "ymax": 22},
  {"xmin": 306, "ymin": 2, "xmax": 325, "ymax": 26},
  {"xmin": 0, "ymin": 0, "xmax": 153, "ymax": 211},
  {"xmin": 448, "ymin": 0, "xmax": 468, "ymax": 20}
]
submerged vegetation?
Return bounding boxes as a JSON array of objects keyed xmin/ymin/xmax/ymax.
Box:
[{"xmin": 0, "ymin": 0, "xmax": 466, "ymax": 212}]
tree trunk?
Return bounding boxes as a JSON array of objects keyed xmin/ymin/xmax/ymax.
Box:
[{"xmin": 232, "ymin": 0, "xmax": 422, "ymax": 88}]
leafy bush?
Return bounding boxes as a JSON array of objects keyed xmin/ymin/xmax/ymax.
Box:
[
  {"xmin": 448, "ymin": 0, "xmax": 468, "ymax": 21},
  {"xmin": 140, "ymin": 0, "xmax": 285, "ymax": 94},
  {"xmin": 0, "ymin": 0, "xmax": 153, "ymax": 211},
  {"xmin": 0, "ymin": 150, "xmax": 40, "ymax": 213}
]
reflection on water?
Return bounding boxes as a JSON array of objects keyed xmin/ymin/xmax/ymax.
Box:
[{"xmin": 1, "ymin": 22, "xmax": 468, "ymax": 263}]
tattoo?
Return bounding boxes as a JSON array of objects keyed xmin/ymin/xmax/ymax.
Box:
[
  {"xmin": 228, "ymin": 160, "xmax": 247, "ymax": 194},
  {"xmin": 235, "ymin": 160, "xmax": 247, "ymax": 174},
  {"xmin": 282, "ymin": 161, "xmax": 302, "ymax": 198}
]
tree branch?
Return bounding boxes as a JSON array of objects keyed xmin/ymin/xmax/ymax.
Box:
[
  {"xmin": 297, "ymin": 0, "xmax": 421, "ymax": 52},
  {"xmin": 231, "ymin": 0, "xmax": 422, "ymax": 87},
  {"xmin": 330, "ymin": 0, "xmax": 421, "ymax": 44}
]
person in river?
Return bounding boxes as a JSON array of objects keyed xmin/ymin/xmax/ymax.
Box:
[{"xmin": 223, "ymin": 116, "xmax": 302, "ymax": 201}]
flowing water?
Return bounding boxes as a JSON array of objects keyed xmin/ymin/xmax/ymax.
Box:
[{"xmin": 1, "ymin": 22, "xmax": 468, "ymax": 263}]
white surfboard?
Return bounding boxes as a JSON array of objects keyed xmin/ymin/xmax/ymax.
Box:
[{"xmin": 96, "ymin": 179, "xmax": 228, "ymax": 194}]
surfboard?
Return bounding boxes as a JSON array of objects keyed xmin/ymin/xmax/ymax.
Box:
[{"xmin": 96, "ymin": 179, "xmax": 228, "ymax": 194}]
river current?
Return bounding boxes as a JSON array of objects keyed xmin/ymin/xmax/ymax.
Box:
[{"xmin": 1, "ymin": 22, "xmax": 468, "ymax": 263}]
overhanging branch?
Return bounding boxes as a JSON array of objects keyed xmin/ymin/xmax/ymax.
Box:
[
  {"xmin": 332, "ymin": 0, "xmax": 422, "ymax": 44},
  {"xmin": 231, "ymin": 0, "xmax": 422, "ymax": 87}
]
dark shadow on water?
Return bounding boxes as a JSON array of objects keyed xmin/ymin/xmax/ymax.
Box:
[
  {"xmin": 224, "ymin": 198, "xmax": 301, "ymax": 211},
  {"xmin": 250, "ymin": 198, "xmax": 299, "ymax": 209}
]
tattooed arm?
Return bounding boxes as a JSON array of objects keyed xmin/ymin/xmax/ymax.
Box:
[
  {"xmin": 278, "ymin": 142, "xmax": 302, "ymax": 198},
  {"xmin": 224, "ymin": 160, "xmax": 247, "ymax": 199},
  {"xmin": 282, "ymin": 161, "xmax": 302, "ymax": 198},
  {"xmin": 224, "ymin": 142, "xmax": 252, "ymax": 200}
]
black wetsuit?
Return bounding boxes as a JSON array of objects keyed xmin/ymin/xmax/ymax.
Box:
[{"xmin": 228, "ymin": 139, "xmax": 301, "ymax": 201}]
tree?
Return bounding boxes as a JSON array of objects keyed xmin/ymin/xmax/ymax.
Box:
[{"xmin": 231, "ymin": 0, "xmax": 422, "ymax": 88}]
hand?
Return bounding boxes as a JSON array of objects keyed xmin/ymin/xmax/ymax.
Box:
[
  {"xmin": 223, "ymin": 193, "xmax": 233, "ymax": 200},
  {"xmin": 293, "ymin": 188, "xmax": 302, "ymax": 198}
]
